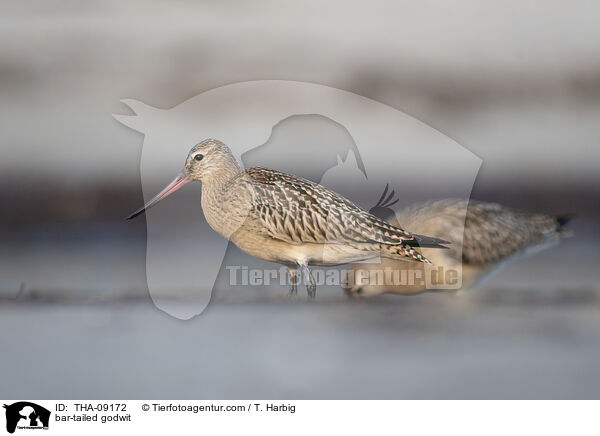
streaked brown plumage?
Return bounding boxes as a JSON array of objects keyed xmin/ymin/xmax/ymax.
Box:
[
  {"xmin": 345, "ymin": 198, "xmax": 571, "ymax": 297},
  {"xmin": 128, "ymin": 139, "xmax": 449, "ymax": 298}
]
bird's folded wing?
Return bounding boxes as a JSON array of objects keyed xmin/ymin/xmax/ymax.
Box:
[
  {"xmin": 460, "ymin": 201, "xmax": 559, "ymax": 265},
  {"xmin": 246, "ymin": 167, "xmax": 419, "ymax": 246}
]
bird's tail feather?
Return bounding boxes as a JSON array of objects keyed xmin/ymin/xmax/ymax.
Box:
[
  {"xmin": 555, "ymin": 214, "xmax": 573, "ymax": 237},
  {"xmin": 406, "ymin": 233, "xmax": 451, "ymax": 249}
]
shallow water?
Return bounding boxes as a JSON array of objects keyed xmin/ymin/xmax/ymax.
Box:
[
  {"xmin": 1, "ymin": 295, "xmax": 599, "ymax": 399},
  {"xmin": 1, "ymin": 220, "xmax": 599, "ymax": 399}
]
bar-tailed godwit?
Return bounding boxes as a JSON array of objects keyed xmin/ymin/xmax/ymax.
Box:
[
  {"xmin": 345, "ymin": 198, "xmax": 571, "ymax": 297},
  {"xmin": 128, "ymin": 139, "xmax": 449, "ymax": 297}
]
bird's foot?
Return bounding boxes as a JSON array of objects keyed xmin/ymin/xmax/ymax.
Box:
[
  {"xmin": 288, "ymin": 267, "xmax": 298, "ymax": 298},
  {"xmin": 301, "ymin": 265, "xmax": 317, "ymax": 299},
  {"xmin": 306, "ymin": 283, "xmax": 316, "ymax": 299}
]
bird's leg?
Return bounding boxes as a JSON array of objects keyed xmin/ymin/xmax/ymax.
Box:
[
  {"xmin": 288, "ymin": 267, "xmax": 298, "ymax": 296},
  {"xmin": 302, "ymin": 265, "xmax": 316, "ymax": 299}
]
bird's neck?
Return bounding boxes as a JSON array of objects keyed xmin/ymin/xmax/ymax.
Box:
[
  {"xmin": 200, "ymin": 157, "xmax": 245, "ymax": 239},
  {"xmin": 200, "ymin": 156, "xmax": 242, "ymax": 199}
]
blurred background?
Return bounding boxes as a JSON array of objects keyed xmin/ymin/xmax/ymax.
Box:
[{"xmin": 1, "ymin": 1, "xmax": 599, "ymax": 398}]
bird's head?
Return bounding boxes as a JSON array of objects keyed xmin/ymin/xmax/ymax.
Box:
[
  {"xmin": 127, "ymin": 138, "xmax": 239, "ymax": 220},
  {"xmin": 183, "ymin": 139, "xmax": 239, "ymax": 181}
]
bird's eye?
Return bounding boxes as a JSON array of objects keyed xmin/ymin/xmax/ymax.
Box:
[{"xmin": 194, "ymin": 154, "xmax": 204, "ymax": 161}]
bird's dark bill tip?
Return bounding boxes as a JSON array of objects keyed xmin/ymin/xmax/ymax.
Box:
[
  {"xmin": 126, "ymin": 208, "xmax": 146, "ymax": 220},
  {"xmin": 124, "ymin": 172, "xmax": 191, "ymax": 221}
]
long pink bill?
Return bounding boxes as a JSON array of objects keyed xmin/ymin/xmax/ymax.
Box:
[{"xmin": 126, "ymin": 173, "xmax": 191, "ymax": 220}]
